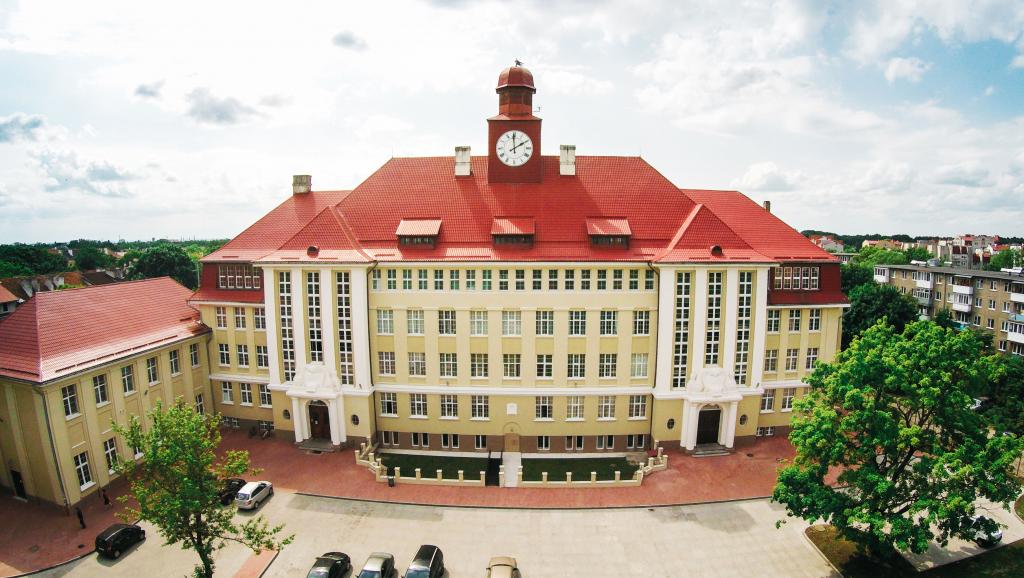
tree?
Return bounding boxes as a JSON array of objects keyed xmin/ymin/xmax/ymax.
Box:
[
  {"xmin": 74, "ymin": 245, "xmax": 114, "ymax": 271},
  {"xmin": 978, "ymin": 354, "xmax": 1024, "ymax": 436},
  {"xmin": 0, "ymin": 260, "xmax": 32, "ymax": 278},
  {"xmin": 852, "ymin": 245, "xmax": 909, "ymax": 269},
  {"xmin": 114, "ymin": 401, "xmax": 292, "ymax": 577},
  {"xmin": 904, "ymin": 246, "xmax": 931, "ymax": 262},
  {"xmin": 0, "ymin": 244, "xmax": 68, "ymax": 275},
  {"xmin": 933, "ymin": 308, "xmax": 956, "ymax": 330},
  {"xmin": 126, "ymin": 244, "xmax": 198, "ymax": 288},
  {"xmin": 773, "ymin": 320, "xmax": 1024, "ymax": 555},
  {"xmin": 840, "ymin": 263, "xmax": 873, "ymax": 294},
  {"xmin": 842, "ymin": 283, "xmax": 918, "ymax": 347},
  {"xmin": 987, "ymin": 249, "xmax": 1023, "ymax": 271}
]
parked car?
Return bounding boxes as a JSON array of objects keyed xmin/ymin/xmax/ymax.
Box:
[
  {"xmin": 219, "ymin": 477, "xmax": 247, "ymax": 505},
  {"xmin": 235, "ymin": 480, "xmax": 273, "ymax": 510},
  {"xmin": 485, "ymin": 556, "xmax": 521, "ymax": 578},
  {"xmin": 357, "ymin": 552, "xmax": 396, "ymax": 578},
  {"xmin": 95, "ymin": 523, "xmax": 145, "ymax": 559},
  {"xmin": 404, "ymin": 545, "xmax": 444, "ymax": 578},
  {"xmin": 307, "ymin": 552, "xmax": 352, "ymax": 578},
  {"xmin": 970, "ymin": 515, "xmax": 1003, "ymax": 547}
]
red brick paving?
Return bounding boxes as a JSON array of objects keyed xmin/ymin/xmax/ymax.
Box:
[
  {"xmin": 225, "ymin": 430, "xmax": 796, "ymax": 509},
  {"xmin": 232, "ymin": 549, "xmax": 278, "ymax": 578}
]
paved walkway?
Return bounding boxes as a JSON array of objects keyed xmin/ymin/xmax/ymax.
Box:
[
  {"xmin": 226, "ymin": 430, "xmax": 795, "ymax": 508},
  {"xmin": 502, "ymin": 452, "xmax": 521, "ymax": 487},
  {"xmin": 901, "ymin": 498, "xmax": 1024, "ymax": 570}
]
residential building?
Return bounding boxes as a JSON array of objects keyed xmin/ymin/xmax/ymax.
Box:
[
  {"xmin": 0, "ymin": 278, "xmax": 212, "ymax": 506},
  {"xmin": 0, "ymin": 285, "xmax": 19, "ymax": 318},
  {"xmin": 874, "ymin": 263, "xmax": 1024, "ymax": 356},
  {"xmin": 189, "ymin": 64, "xmax": 847, "ymax": 457},
  {"xmin": 808, "ymin": 235, "xmax": 844, "ymax": 253},
  {"xmin": 861, "ymin": 239, "xmax": 902, "ymax": 251}
]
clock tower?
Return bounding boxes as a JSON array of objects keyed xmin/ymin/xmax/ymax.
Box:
[{"xmin": 488, "ymin": 63, "xmax": 543, "ymax": 183}]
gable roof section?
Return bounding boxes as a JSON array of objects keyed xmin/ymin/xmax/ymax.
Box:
[
  {"xmin": 261, "ymin": 206, "xmax": 371, "ymax": 263},
  {"xmin": 0, "ymin": 284, "xmax": 18, "ymax": 304},
  {"xmin": 0, "ymin": 277, "xmax": 208, "ymax": 383},
  {"xmin": 491, "ymin": 217, "xmax": 536, "ymax": 235},
  {"xmin": 586, "ymin": 217, "xmax": 631, "ymax": 236},
  {"xmin": 395, "ymin": 219, "xmax": 442, "ymax": 237}
]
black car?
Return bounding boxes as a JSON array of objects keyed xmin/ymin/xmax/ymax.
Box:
[
  {"xmin": 403, "ymin": 545, "xmax": 444, "ymax": 578},
  {"xmin": 219, "ymin": 478, "xmax": 247, "ymax": 505},
  {"xmin": 307, "ymin": 552, "xmax": 352, "ymax": 578},
  {"xmin": 95, "ymin": 523, "xmax": 145, "ymax": 559}
]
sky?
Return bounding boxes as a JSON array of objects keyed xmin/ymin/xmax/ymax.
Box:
[{"xmin": 0, "ymin": 0, "xmax": 1022, "ymax": 243}]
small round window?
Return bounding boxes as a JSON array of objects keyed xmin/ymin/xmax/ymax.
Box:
[
  {"xmin": 351, "ymin": 414, "xmax": 360, "ymax": 426},
  {"xmin": 667, "ymin": 418, "xmax": 676, "ymax": 430}
]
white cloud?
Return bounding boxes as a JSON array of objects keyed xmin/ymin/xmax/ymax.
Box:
[
  {"xmin": 884, "ymin": 57, "xmax": 930, "ymax": 83},
  {"xmin": 34, "ymin": 149, "xmax": 137, "ymax": 198},
  {"xmin": 0, "ymin": 113, "xmax": 47, "ymax": 143},
  {"xmin": 984, "ymin": 85, "xmax": 996, "ymax": 96},
  {"xmin": 185, "ymin": 88, "xmax": 260, "ymax": 125},
  {"xmin": 733, "ymin": 162, "xmax": 802, "ymax": 192}
]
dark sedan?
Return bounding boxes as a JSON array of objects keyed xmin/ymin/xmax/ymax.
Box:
[
  {"xmin": 95, "ymin": 523, "xmax": 145, "ymax": 559},
  {"xmin": 219, "ymin": 477, "xmax": 247, "ymax": 505},
  {"xmin": 308, "ymin": 552, "xmax": 352, "ymax": 578}
]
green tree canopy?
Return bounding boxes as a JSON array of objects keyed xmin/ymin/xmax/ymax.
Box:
[
  {"xmin": 987, "ymin": 249, "xmax": 1022, "ymax": 271},
  {"xmin": 904, "ymin": 246, "xmax": 931, "ymax": 262},
  {"xmin": 840, "ymin": 263, "xmax": 873, "ymax": 295},
  {"xmin": 842, "ymin": 283, "xmax": 918, "ymax": 347},
  {"xmin": 126, "ymin": 244, "xmax": 198, "ymax": 288},
  {"xmin": 0, "ymin": 260, "xmax": 32, "ymax": 278},
  {"xmin": 773, "ymin": 320, "xmax": 1024, "ymax": 555},
  {"xmin": 932, "ymin": 308, "xmax": 956, "ymax": 330},
  {"xmin": 73, "ymin": 245, "xmax": 114, "ymax": 271},
  {"xmin": 978, "ymin": 354, "xmax": 1024, "ymax": 436},
  {"xmin": 852, "ymin": 245, "xmax": 909, "ymax": 269},
  {"xmin": 114, "ymin": 401, "xmax": 292, "ymax": 578},
  {"xmin": 0, "ymin": 244, "xmax": 68, "ymax": 275}
]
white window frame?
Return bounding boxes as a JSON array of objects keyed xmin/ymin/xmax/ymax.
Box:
[
  {"xmin": 628, "ymin": 395, "xmax": 647, "ymax": 419},
  {"xmin": 566, "ymin": 395, "xmax": 584, "ymax": 420},
  {"xmin": 599, "ymin": 310, "xmax": 618, "ymax": 335},
  {"xmin": 440, "ymin": 394, "xmax": 458, "ymax": 418},
  {"xmin": 407, "ymin": 309, "xmax": 425, "ymax": 335},
  {"xmin": 536, "ymin": 354, "xmax": 553, "ymax": 378},
  {"xmin": 239, "ymin": 383, "xmax": 253, "ymax": 406},
  {"xmin": 408, "ymin": 352, "xmax": 426, "ymax": 376},
  {"xmin": 631, "ymin": 353, "xmax": 649, "ymax": 378},
  {"xmin": 597, "ymin": 395, "xmax": 616, "ymax": 420},
  {"xmin": 501, "ymin": 310, "xmax": 522, "ymax": 336},
  {"xmin": 503, "ymin": 353, "xmax": 521, "ymax": 379},
  {"xmin": 470, "ymin": 353, "xmax": 488, "ymax": 378},
  {"xmin": 535, "ymin": 310, "xmax": 554, "ymax": 336},
  {"xmin": 378, "ymin": 351, "xmax": 396, "ymax": 376},
  {"xmin": 535, "ymin": 395, "xmax": 553, "ymax": 420},
  {"xmin": 633, "ymin": 310, "xmax": 650, "ymax": 335},
  {"xmin": 471, "ymin": 395, "xmax": 489, "ymax": 419},
  {"xmin": 380, "ymin": 392, "xmax": 398, "ymax": 416},
  {"xmin": 221, "ymin": 381, "xmax": 233, "ymax": 404},
  {"xmin": 377, "ymin": 309, "xmax": 394, "ymax": 335},
  {"xmin": 410, "ymin": 393, "xmax": 427, "ymax": 417},
  {"xmin": 470, "ymin": 310, "xmax": 488, "ymax": 336}
]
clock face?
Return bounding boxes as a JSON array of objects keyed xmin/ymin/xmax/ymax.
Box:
[{"xmin": 495, "ymin": 130, "xmax": 533, "ymax": 167}]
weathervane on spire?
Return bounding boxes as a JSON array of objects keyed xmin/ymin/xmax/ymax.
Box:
[{"xmin": 514, "ymin": 59, "xmax": 523, "ymax": 67}]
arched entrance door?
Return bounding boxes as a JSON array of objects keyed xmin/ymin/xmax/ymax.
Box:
[
  {"xmin": 308, "ymin": 400, "xmax": 330, "ymax": 440},
  {"xmin": 696, "ymin": 406, "xmax": 722, "ymax": 445}
]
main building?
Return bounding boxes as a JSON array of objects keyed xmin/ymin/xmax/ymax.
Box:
[{"xmin": 190, "ymin": 64, "xmax": 847, "ymax": 456}]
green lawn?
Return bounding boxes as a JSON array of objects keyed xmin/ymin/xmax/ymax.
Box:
[
  {"xmin": 521, "ymin": 457, "xmax": 638, "ymax": 482},
  {"xmin": 379, "ymin": 453, "xmax": 488, "ymax": 480}
]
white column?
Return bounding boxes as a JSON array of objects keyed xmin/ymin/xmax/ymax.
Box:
[
  {"xmin": 723, "ymin": 269, "xmax": 739, "ymax": 373},
  {"xmin": 655, "ymin": 266, "xmax": 675, "ymax": 392},
  {"xmin": 750, "ymin": 268, "xmax": 770, "ymax": 389},
  {"xmin": 690, "ymin": 269, "xmax": 709, "ymax": 375},
  {"xmin": 336, "ymin": 394, "xmax": 348, "ymax": 443},
  {"xmin": 263, "ymin": 268, "xmax": 281, "ymax": 386},
  {"xmin": 327, "ymin": 398, "xmax": 341, "ymax": 445},
  {"xmin": 320, "ymin": 268, "xmax": 338, "ymax": 372},
  {"xmin": 722, "ymin": 402, "xmax": 738, "ymax": 448},
  {"xmin": 350, "ymin": 268, "xmax": 372, "ymax": 389},
  {"xmin": 291, "ymin": 397, "xmax": 303, "ymax": 442},
  {"xmin": 684, "ymin": 402, "xmax": 700, "ymax": 451},
  {"xmin": 291, "ymin": 267, "xmax": 306, "ymax": 367}
]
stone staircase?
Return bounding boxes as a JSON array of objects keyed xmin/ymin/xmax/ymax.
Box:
[
  {"xmin": 298, "ymin": 438, "xmax": 341, "ymax": 453},
  {"xmin": 691, "ymin": 443, "xmax": 731, "ymax": 457}
]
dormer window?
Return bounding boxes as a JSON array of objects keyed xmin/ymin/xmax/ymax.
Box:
[
  {"xmin": 396, "ymin": 219, "xmax": 441, "ymax": 248},
  {"xmin": 491, "ymin": 217, "xmax": 535, "ymax": 247},
  {"xmin": 586, "ymin": 217, "xmax": 631, "ymax": 248}
]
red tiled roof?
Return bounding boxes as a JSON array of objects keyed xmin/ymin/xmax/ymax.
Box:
[
  {"xmin": 491, "ymin": 217, "xmax": 536, "ymax": 235},
  {"xmin": 586, "ymin": 217, "xmax": 631, "ymax": 236},
  {"xmin": 0, "ymin": 278, "xmax": 208, "ymax": 383},
  {"xmin": 395, "ymin": 219, "xmax": 442, "ymax": 237},
  {"xmin": 0, "ymin": 285, "xmax": 17, "ymax": 304},
  {"xmin": 189, "ymin": 287, "xmax": 266, "ymax": 304}
]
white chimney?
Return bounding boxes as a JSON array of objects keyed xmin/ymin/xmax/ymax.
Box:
[
  {"xmin": 559, "ymin": 145, "xmax": 576, "ymax": 176},
  {"xmin": 292, "ymin": 174, "xmax": 312, "ymax": 194},
  {"xmin": 454, "ymin": 146, "xmax": 472, "ymax": 176}
]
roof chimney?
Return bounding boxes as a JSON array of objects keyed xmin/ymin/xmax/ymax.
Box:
[
  {"xmin": 559, "ymin": 145, "xmax": 576, "ymax": 176},
  {"xmin": 763, "ymin": 200, "xmax": 771, "ymax": 213},
  {"xmin": 455, "ymin": 146, "xmax": 472, "ymax": 176},
  {"xmin": 292, "ymin": 175, "xmax": 312, "ymax": 194}
]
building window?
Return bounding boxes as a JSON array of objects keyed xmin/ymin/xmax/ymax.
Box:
[
  {"xmin": 596, "ymin": 434, "xmax": 614, "ymax": 450},
  {"xmin": 597, "ymin": 269, "xmax": 608, "ymax": 290},
  {"xmin": 256, "ymin": 345, "xmax": 269, "ymax": 369},
  {"xmin": 236, "ymin": 345, "xmax": 249, "ymax": 368},
  {"xmin": 258, "ymin": 384, "xmax": 272, "ymax": 407},
  {"xmin": 380, "ymin": 431, "xmax": 396, "ymax": 446},
  {"xmin": 471, "ymin": 395, "xmax": 489, "ymax": 419},
  {"xmin": 189, "ymin": 343, "xmax": 200, "ymax": 367},
  {"xmin": 440, "ymin": 394, "xmax": 458, "ymax": 418},
  {"xmin": 221, "ymin": 382, "xmax": 233, "ymax": 404},
  {"xmin": 73, "ymin": 451, "xmax": 92, "ymax": 489},
  {"xmin": 764, "ymin": 349, "xmax": 778, "ymax": 372},
  {"xmin": 146, "ymin": 357, "xmax": 159, "ymax": 384},
  {"xmin": 535, "ymin": 396, "xmax": 553, "ymax": 419},
  {"xmin": 503, "ymin": 354, "xmax": 522, "ymax": 378},
  {"xmin": 628, "ymin": 395, "xmax": 647, "ymax": 418},
  {"xmin": 569, "ymin": 310, "xmax": 587, "ymax": 335},
  {"xmin": 279, "ymin": 271, "xmax": 296, "ymax": 381},
  {"xmin": 435, "ymin": 269, "xmax": 445, "ymax": 290},
  {"xmin": 169, "ymin": 350, "xmax": 181, "ymax": 375},
  {"xmin": 705, "ymin": 272, "xmax": 722, "ymax": 365},
  {"xmin": 402, "ymin": 269, "xmax": 412, "ymax": 290},
  {"xmin": 536, "ymin": 310, "xmax": 554, "ymax": 335},
  {"xmin": 410, "ymin": 393, "xmax": 427, "ymax": 417},
  {"xmin": 756, "ymin": 426, "xmax": 776, "ymax": 437},
  {"xmin": 786, "ymin": 348, "xmax": 799, "ymax": 372},
  {"xmin": 218, "ymin": 344, "xmax": 230, "ymax": 366},
  {"xmin": 532, "ymin": 269, "xmax": 543, "ymax": 290},
  {"xmin": 645, "ymin": 270, "xmax": 656, "ymax": 290},
  {"xmin": 613, "ymin": 269, "xmax": 624, "ymax": 290},
  {"xmin": 773, "ymin": 266, "xmax": 819, "ymax": 290},
  {"xmin": 564, "ymin": 269, "xmax": 575, "ymax": 290},
  {"xmin": 440, "ymin": 353, "xmax": 458, "ymax": 377},
  {"xmin": 566, "ymin": 396, "xmax": 584, "ymax": 420},
  {"xmin": 767, "ymin": 310, "xmax": 781, "ymax": 333},
  {"xmin": 581, "ymin": 269, "xmax": 591, "ymax": 290},
  {"xmin": 470, "ymin": 353, "xmax": 489, "ymax": 378},
  {"xmin": 761, "ymin": 390, "xmax": 775, "ymax": 412},
  {"xmin": 61, "ymin": 384, "xmax": 79, "ymax": 417},
  {"xmin": 470, "ymin": 311, "xmax": 488, "ymax": 335},
  {"xmin": 442, "ymin": 433, "xmax": 460, "ymax": 448},
  {"xmin": 808, "ymin": 309, "xmax": 821, "ymax": 332},
  {"xmin": 417, "ymin": 269, "xmax": 428, "ymax": 290},
  {"xmin": 103, "ymin": 438, "xmax": 119, "ymax": 473},
  {"xmin": 407, "ymin": 309, "xmax": 424, "ymax": 335},
  {"xmin": 450, "ymin": 269, "xmax": 460, "ymax": 290},
  {"xmin": 215, "ymin": 306, "xmax": 227, "ymax": 328},
  {"xmin": 380, "ymin": 392, "xmax": 397, "ymax": 416},
  {"xmin": 482, "ymin": 270, "xmax": 492, "ymax": 291},
  {"xmin": 734, "ymin": 271, "xmax": 753, "ymax": 385},
  {"xmin": 627, "ymin": 434, "xmax": 646, "ymax": 450},
  {"xmin": 466, "ymin": 270, "xmax": 477, "ymax": 290},
  {"xmin": 475, "ymin": 434, "xmax": 487, "ymax": 450},
  {"xmin": 568, "ymin": 354, "xmax": 586, "ymax": 378},
  {"xmin": 566, "ymin": 435, "xmax": 584, "ymax": 451},
  {"xmin": 258, "ymin": 420, "xmax": 274, "ymax": 433},
  {"xmin": 438, "ymin": 309, "xmax": 457, "ymax": 335},
  {"xmin": 499, "ymin": 269, "xmax": 509, "ymax": 291},
  {"xmin": 371, "ymin": 269, "xmax": 381, "ymax": 290},
  {"xmin": 633, "ymin": 310, "xmax": 650, "ymax": 335},
  {"xmin": 673, "ymin": 271, "xmax": 692, "ymax": 387},
  {"xmin": 377, "ymin": 309, "xmax": 394, "ymax": 334},
  {"xmin": 306, "ymin": 272, "xmax": 323, "ymax": 362},
  {"xmin": 254, "ymin": 307, "xmax": 266, "ymax": 330},
  {"xmin": 93, "ymin": 374, "xmax": 108, "ymax": 405},
  {"xmin": 788, "ymin": 310, "xmax": 801, "ymax": 332},
  {"xmin": 217, "ymin": 263, "xmax": 261, "ymax": 290},
  {"xmin": 239, "ymin": 383, "xmax": 253, "ymax": 406},
  {"xmin": 408, "ymin": 352, "xmax": 426, "ymax": 376},
  {"xmin": 781, "ymin": 388, "xmax": 796, "ymax": 410},
  {"xmin": 598, "ymin": 353, "xmax": 617, "ymax": 378},
  {"xmin": 598, "ymin": 395, "xmax": 616, "ymax": 419},
  {"xmin": 537, "ymin": 435, "xmax": 550, "ymax": 451},
  {"xmin": 336, "ymin": 272, "xmax": 354, "ymax": 387},
  {"xmin": 502, "ymin": 310, "xmax": 522, "ymax": 336},
  {"xmin": 386, "ymin": 269, "xmax": 397, "ymax": 290},
  {"xmin": 121, "ymin": 365, "xmax": 135, "ymax": 394},
  {"xmin": 195, "ymin": 393, "xmax": 205, "ymax": 415},
  {"xmin": 515, "ymin": 269, "xmax": 525, "ymax": 290},
  {"xmin": 378, "ymin": 351, "xmax": 396, "ymax": 375},
  {"xmin": 412, "ymin": 432, "xmax": 429, "ymax": 447},
  {"xmin": 234, "ymin": 307, "xmax": 246, "ymax": 329},
  {"xmin": 548, "ymin": 269, "xmax": 558, "ymax": 290},
  {"xmin": 536, "ymin": 354, "xmax": 553, "ymax": 378},
  {"xmin": 599, "ymin": 310, "xmax": 618, "ymax": 335},
  {"xmin": 806, "ymin": 347, "xmax": 819, "ymax": 370}
]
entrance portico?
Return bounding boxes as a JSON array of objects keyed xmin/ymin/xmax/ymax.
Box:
[
  {"xmin": 286, "ymin": 362, "xmax": 347, "ymax": 446},
  {"xmin": 680, "ymin": 367, "xmax": 742, "ymax": 451}
]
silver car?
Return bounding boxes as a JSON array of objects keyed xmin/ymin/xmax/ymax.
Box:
[
  {"xmin": 357, "ymin": 552, "xmax": 396, "ymax": 578},
  {"xmin": 234, "ymin": 480, "xmax": 273, "ymax": 510},
  {"xmin": 486, "ymin": 556, "xmax": 521, "ymax": 578}
]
